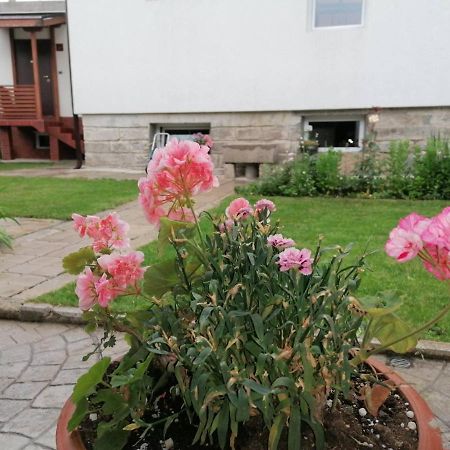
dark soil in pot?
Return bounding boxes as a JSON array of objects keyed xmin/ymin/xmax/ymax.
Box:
[{"xmin": 79, "ymin": 380, "xmax": 419, "ymax": 450}]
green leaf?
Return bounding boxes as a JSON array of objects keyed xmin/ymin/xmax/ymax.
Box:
[
  {"xmin": 93, "ymin": 429, "xmax": 128, "ymax": 450},
  {"xmin": 158, "ymin": 217, "xmax": 195, "ymax": 255},
  {"xmin": 143, "ymin": 259, "xmax": 179, "ymax": 297},
  {"xmin": 71, "ymin": 357, "xmax": 111, "ymax": 403},
  {"xmin": 367, "ymin": 313, "xmax": 417, "ymax": 353},
  {"xmin": 269, "ymin": 413, "xmax": 285, "ymax": 450},
  {"xmin": 216, "ymin": 402, "xmax": 229, "ymax": 449},
  {"xmin": 63, "ymin": 246, "xmax": 96, "ymax": 275},
  {"xmin": 93, "ymin": 389, "xmax": 126, "ymax": 415},
  {"xmin": 242, "ymin": 379, "xmax": 272, "ymax": 395},
  {"xmin": 288, "ymin": 406, "xmax": 301, "ymax": 450},
  {"xmin": 359, "ymin": 292, "xmax": 403, "ymax": 317},
  {"xmin": 68, "ymin": 397, "xmax": 88, "ymax": 432}
]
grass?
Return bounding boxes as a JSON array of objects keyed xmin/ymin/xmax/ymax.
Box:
[
  {"xmin": 0, "ymin": 162, "xmax": 55, "ymax": 171},
  {"xmin": 0, "ymin": 176, "xmax": 139, "ymax": 220},
  {"xmin": 34, "ymin": 196, "xmax": 450, "ymax": 341}
]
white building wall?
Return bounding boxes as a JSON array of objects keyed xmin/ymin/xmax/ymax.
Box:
[
  {"xmin": 54, "ymin": 25, "xmax": 73, "ymax": 117},
  {"xmin": 0, "ymin": 28, "xmax": 13, "ymax": 85},
  {"xmin": 67, "ymin": 0, "xmax": 450, "ymax": 115}
]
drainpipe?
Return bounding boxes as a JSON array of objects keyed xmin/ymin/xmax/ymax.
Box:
[{"xmin": 64, "ymin": 0, "xmax": 83, "ymax": 169}]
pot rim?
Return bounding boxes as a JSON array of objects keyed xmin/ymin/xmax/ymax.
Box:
[{"xmin": 56, "ymin": 357, "xmax": 443, "ymax": 450}]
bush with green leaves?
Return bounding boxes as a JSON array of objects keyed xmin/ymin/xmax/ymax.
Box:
[{"xmin": 238, "ymin": 137, "xmax": 450, "ymax": 200}]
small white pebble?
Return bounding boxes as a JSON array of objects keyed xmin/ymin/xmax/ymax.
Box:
[
  {"xmin": 89, "ymin": 413, "xmax": 97, "ymax": 421},
  {"xmin": 326, "ymin": 399, "xmax": 333, "ymax": 408},
  {"xmin": 394, "ymin": 394, "xmax": 400, "ymax": 399},
  {"xmin": 401, "ymin": 422, "xmax": 405, "ymax": 428},
  {"xmin": 375, "ymin": 434, "xmax": 380, "ymax": 439},
  {"xmin": 404, "ymin": 402, "xmax": 409, "ymax": 406},
  {"xmin": 406, "ymin": 410, "xmax": 415, "ymax": 419},
  {"xmin": 359, "ymin": 408, "xmax": 367, "ymax": 417},
  {"xmin": 407, "ymin": 421, "xmax": 417, "ymax": 431},
  {"xmin": 345, "ymin": 424, "xmax": 350, "ymax": 428}
]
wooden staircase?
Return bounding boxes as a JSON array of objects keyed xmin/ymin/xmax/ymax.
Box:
[{"xmin": 44, "ymin": 119, "xmax": 84, "ymax": 159}]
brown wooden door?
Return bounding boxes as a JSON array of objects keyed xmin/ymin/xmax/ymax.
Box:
[{"xmin": 14, "ymin": 39, "xmax": 54, "ymax": 116}]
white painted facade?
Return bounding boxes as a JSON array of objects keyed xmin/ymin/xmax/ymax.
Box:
[
  {"xmin": 66, "ymin": 0, "xmax": 450, "ymax": 115},
  {"xmin": 0, "ymin": 28, "xmax": 13, "ymax": 85}
]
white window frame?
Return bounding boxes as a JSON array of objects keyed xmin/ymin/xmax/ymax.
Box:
[
  {"xmin": 303, "ymin": 116, "xmax": 365, "ymax": 152},
  {"xmin": 312, "ymin": 0, "xmax": 365, "ymax": 31}
]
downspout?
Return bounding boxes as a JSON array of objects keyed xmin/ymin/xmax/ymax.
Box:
[{"xmin": 64, "ymin": 0, "xmax": 83, "ymax": 169}]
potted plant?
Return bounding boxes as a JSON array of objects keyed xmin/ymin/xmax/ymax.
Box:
[{"xmin": 56, "ymin": 138, "xmax": 448, "ymax": 450}]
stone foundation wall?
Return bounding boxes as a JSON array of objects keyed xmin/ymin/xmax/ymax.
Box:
[
  {"xmin": 82, "ymin": 107, "xmax": 450, "ymax": 176},
  {"xmin": 82, "ymin": 112, "xmax": 302, "ymax": 175},
  {"xmin": 375, "ymin": 107, "xmax": 450, "ymax": 150}
]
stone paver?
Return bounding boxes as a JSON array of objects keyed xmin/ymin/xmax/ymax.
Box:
[
  {"xmin": 0, "ymin": 319, "xmax": 448, "ymax": 449},
  {"xmin": 0, "ymin": 179, "xmax": 235, "ymax": 314}
]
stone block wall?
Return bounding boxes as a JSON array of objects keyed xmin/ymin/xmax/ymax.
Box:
[
  {"xmin": 82, "ymin": 112, "xmax": 302, "ymax": 175},
  {"xmin": 375, "ymin": 107, "xmax": 450, "ymax": 150},
  {"xmin": 82, "ymin": 107, "xmax": 450, "ymax": 176}
]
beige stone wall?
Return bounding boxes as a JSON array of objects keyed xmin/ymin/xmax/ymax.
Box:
[
  {"xmin": 82, "ymin": 112, "xmax": 302, "ymax": 174},
  {"xmin": 82, "ymin": 107, "xmax": 450, "ymax": 175},
  {"xmin": 375, "ymin": 107, "xmax": 450, "ymax": 150}
]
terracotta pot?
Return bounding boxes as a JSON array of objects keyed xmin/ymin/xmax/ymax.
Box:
[{"xmin": 56, "ymin": 357, "xmax": 443, "ymax": 450}]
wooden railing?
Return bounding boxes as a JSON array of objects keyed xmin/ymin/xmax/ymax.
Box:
[{"xmin": 0, "ymin": 85, "xmax": 38, "ymax": 120}]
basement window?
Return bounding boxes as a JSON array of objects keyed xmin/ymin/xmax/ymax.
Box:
[
  {"xmin": 313, "ymin": 0, "xmax": 364, "ymax": 29},
  {"xmin": 304, "ymin": 118, "xmax": 364, "ymax": 151},
  {"xmin": 159, "ymin": 125, "xmax": 210, "ymax": 142},
  {"xmin": 35, "ymin": 133, "xmax": 50, "ymax": 150}
]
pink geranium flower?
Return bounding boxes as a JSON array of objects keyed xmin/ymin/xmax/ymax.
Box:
[
  {"xmin": 422, "ymin": 245, "xmax": 450, "ymax": 280},
  {"xmin": 75, "ymin": 268, "xmax": 99, "ymax": 311},
  {"xmin": 72, "ymin": 213, "xmax": 130, "ymax": 252},
  {"xmin": 254, "ymin": 199, "xmax": 276, "ymax": 214},
  {"xmin": 277, "ymin": 247, "xmax": 313, "ymax": 275},
  {"xmin": 95, "ymin": 274, "xmax": 119, "ymax": 308},
  {"xmin": 267, "ymin": 234, "xmax": 295, "ymax": 249},
  {"xmin": 140, "ymin": 139, "xmax": 218, "ymax": 227},
  {"xmin": 225, "ymin": 198, "xmax": 254, "ymax": 220},
  {"xmin": 385, "ymin": 228, "xmax": 424, "ymax": 263},
  {"xmin": 98, "ymin": 251, "xmax": 146, "ymax": 288},
  {"xmin": 385, "ymin": 212, "xmax": 429, "ymax": 263},
  {"xmin": 422, "ymin": 207, "xmax": 450, "ymax": 249}
]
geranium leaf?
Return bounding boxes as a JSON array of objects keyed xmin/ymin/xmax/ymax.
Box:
[
  {"xmin": 71, "ymin": 357, "xmax": 111, "ymax": 403},
  {"xmin": 143, "ymin": 259, "xmax": 179, "ymax": 297},
  {"xmin": 158, "ymin": 217, "xmax": 195, "ymax": 255},
  {"xmin": 63, "ymin": 246, "xmax": 96, "ymax": 275},
  {"xmin": 67, "ymin": 397, "xmax": 88, "ymax": 432},
  {"xmin": 361, "ymin": 381, "xmax": 395, "ymax": 417},
  {"xmin": 368, "ymin": 313, "xmax": 417, "ymax": 353}
]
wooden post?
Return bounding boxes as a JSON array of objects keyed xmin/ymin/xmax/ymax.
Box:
[
  {"xmin": 30, "ymin": 30, "xmax": 42, "ymax": 120},
  {"xmin": 49, "ymin": 27, "xmax": 60, "ymax": 120}
]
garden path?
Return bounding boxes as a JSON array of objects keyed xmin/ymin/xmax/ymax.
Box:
[{"xmin": 0, "ymin": 319, "xmax": 449, "ymax": 449}]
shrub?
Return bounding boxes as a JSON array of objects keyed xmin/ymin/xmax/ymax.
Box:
[
  {"xmin": 314, "ymin": 150, "xmax": 342, "ymax": 195},
  {"xmin": 384, "ymin": 140, "xmax": 413, "ymax": 198}
]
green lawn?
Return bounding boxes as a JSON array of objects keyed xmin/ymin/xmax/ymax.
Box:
[
  {"xmin": 0, "ymin": 162, "xmax": 55, "ymax": 171},
  {"xmin": 34, "ymin": 197, "xmax": 450, "ymax": 341},
  {"xmin": 0, "ymin": 176, "xmax": 139, "ymax": 219}
]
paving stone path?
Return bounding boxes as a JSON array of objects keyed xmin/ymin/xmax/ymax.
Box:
[{"xmin": 0, "ymin": 319, "xmax": 449, "ymax": 449}]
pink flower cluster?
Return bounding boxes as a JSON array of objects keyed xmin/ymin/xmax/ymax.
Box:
[
  {"xmin": 385, "ymin": 207, "xmax": 450, "ymax": 280},
  {"xmin": 139, "ymin": 139, "xmax": 219, "ymax": 227},
  {"xmin": 192, "ymin": 133, "xmax": 214, "ymax": 149},
  {"xmin": 277, "ymin": 247, "xmax": 313, "ymax": 275},
  {"xmin": 72, "ymin": 213, "xmax": 130, "ymax": 252},
  {"xmin": 72, "ymin": 213, "xmax": 146, "ymax": 310},
  {"xmin": 267, "ymin": 234, "xmax": 295, "ymax": 249},
  {"xmin": 76, "ymin": 250, "xmax": 145, "ymax": 311}
]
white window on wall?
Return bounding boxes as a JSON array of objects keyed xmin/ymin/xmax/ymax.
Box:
[
  {"xmin": 304, "ymin": 117, "xmax": 365, "ymax": 152},
  {"xmin": 158, "ymin": 125, "xmax": 210, "ymax": 142},
  {"xmin": 313, "ymin": 0, "xmax": 364, "ymax": 29}
]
